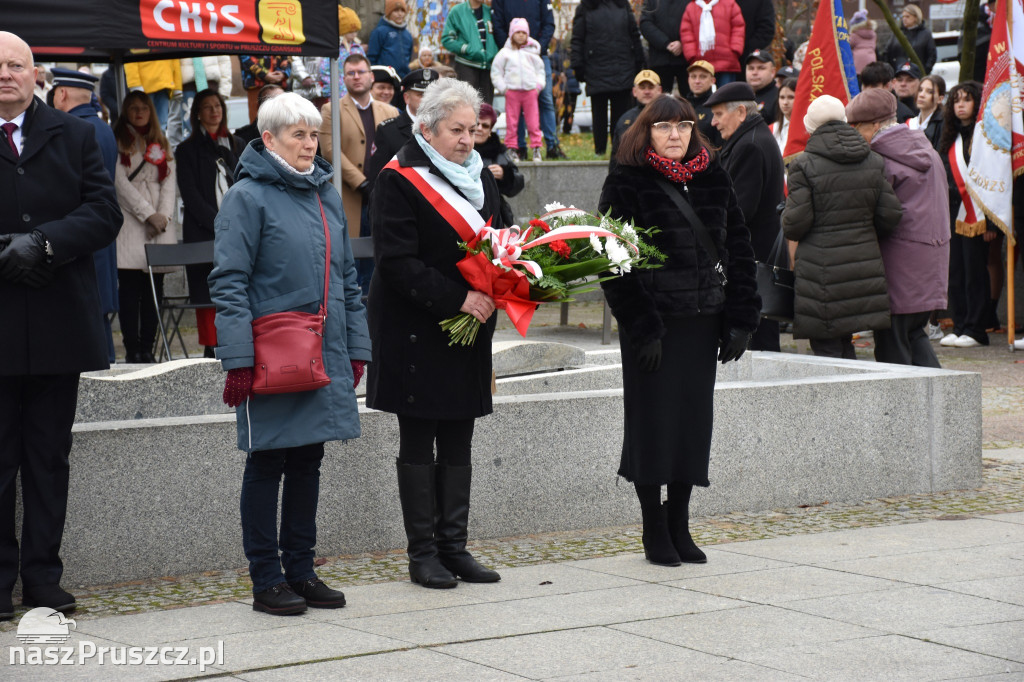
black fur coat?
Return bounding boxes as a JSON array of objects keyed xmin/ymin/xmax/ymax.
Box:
[{"xmin": 598, "ymin": 160, "xmax": 761, "ymax": 348}]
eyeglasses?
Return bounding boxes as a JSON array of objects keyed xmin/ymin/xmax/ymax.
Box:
[
  {"xmin": 344, "ymin": 69, "xmax": 370, "ymax": 77},
  {"xmin": 477, "ymin": 122, "xmax": 492, "ymax": 130},
  {"xmin": 651, "ymin": 121, "xmax": 694, "ymax": 134}
]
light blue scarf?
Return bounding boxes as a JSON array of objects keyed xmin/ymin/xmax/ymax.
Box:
[{"xmin": 413, "ymin": 129, "xmax": 485, "ymax": 209}]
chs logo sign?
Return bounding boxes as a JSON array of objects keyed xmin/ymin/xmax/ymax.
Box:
[{"xmin": 140, "ymin": 0, "xmax": 306, "ymax": 45}]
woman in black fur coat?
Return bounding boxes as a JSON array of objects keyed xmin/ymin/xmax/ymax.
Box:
[{"xmin": 598, "ymin": 95, "xmax": 760, "ymax": 566}]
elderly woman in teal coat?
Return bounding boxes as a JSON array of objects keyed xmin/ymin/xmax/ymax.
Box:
[{"xmin": 209, "ymin": 93, "xmax": 371, "ymax": 617}]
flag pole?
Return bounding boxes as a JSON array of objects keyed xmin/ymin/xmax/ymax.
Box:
[{"xmin": 1010, "ymin": 207, "xmax": 1017, "ymax": 352}]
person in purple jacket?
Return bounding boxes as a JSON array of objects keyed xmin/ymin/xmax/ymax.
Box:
[{"xmin": 847, "ymin": 89, "xmax": 949, "ymax": 368}]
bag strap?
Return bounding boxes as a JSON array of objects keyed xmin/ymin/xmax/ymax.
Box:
[
  {"xmin": 652, "ymin": 176, "xmax": 727, "ymax": 285},
  {"xmin": 766, "ymin": 227, "xmax": 788, "ymax": 268},
  {"xmin": 316, "ymin": 194, "xmax": 331, "ymax": 319},
  {"xmin": 127, "ymin": 161, "xmax": 147, "ymax": 182}
]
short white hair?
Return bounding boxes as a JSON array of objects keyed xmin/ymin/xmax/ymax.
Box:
[
  {"xmin": 416, "ymin": 78, "xmax": 481, "ymax": 135},
  {"xmin": 258, "ymin": 92, "xmax": 322, "ymax": 137},
  {"xmin": 726, "ymin": 100, "xmax": 760, "ymax": 120}
]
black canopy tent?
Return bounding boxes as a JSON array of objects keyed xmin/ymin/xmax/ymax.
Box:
[{"xmin": 2, "ymin": 0, "xmax": 344, "ymax": 192}]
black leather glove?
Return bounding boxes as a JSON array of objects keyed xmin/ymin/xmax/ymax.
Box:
[
  {"xmin": 0, "ymin": 231, "xmax": 48, "ymax": 284},
  {"xmin": 719, "ymin": 327, "xmax": 751, "ymax": 364},
  {"xmin": 0, "ymin": 234, "xmax": 13, "ymax": 252},
  {"xmin": 635, "ymin": 338, "xmax": 662, "ymax": 372}
]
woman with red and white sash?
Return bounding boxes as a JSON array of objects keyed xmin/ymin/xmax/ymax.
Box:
[
  {"xmin": 939, "ymin": 81, "xmax": 992, "ymax": 348},
  {"xmin": 367, "ymin": 78, "xmax": 504, "ymax": 589}
]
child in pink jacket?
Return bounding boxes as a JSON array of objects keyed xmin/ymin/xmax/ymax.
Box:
[
  {"xmin": 680, "ymin": 0, "xmax": 746, "ymax": 84},
  {"xmin": 491, "ymin": 18, "xmax": 546, "ymax": 163}
]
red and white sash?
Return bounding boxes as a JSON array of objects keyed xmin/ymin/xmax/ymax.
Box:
[
  {"xmin": 383, "ymin": 158, "xmax": 486, "ymax": 242},
  {"xmin": 947, "ymin": 136, "xmax": 987, "ymax": 237}
]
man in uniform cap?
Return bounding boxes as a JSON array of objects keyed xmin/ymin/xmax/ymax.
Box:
[
  {"xmin": 707, "ymin": 81, "xmax": 785, "ymax": 351},
  {"xmin": 609, "ymin": 70, "xmax": 662, "ymax": 170},
  {"xmin": 685, "ymin": 60, "xmax": 721, "ymax": 147},
  {"xmin": 371, "ymin": 64, "xmax": 402, "ymax": 108},
  {"xmin": 745, "ymin": 49, "xmax": 778, "ymax": 124},
  {"xmin": 49, "ymin": 67, "xmax": 120, "ymax": 364},
  {"xmin": 365, "ymin": 67, "xmax": 439, "ymax": 198}
]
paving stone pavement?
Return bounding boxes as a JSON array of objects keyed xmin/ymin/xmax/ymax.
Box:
[{"xmin": 3, "ymin": 308, "xmax": 1021, "ymax": 678}]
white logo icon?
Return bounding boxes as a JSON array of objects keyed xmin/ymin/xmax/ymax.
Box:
[{"xmin": 16, "ymin": 607, "xmax": 77, "ymax": 645}]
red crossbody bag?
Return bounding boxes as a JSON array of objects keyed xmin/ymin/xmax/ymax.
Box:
[{"xmin": 250, "ymin": 194, "xmax": 333, "ymax": 395}]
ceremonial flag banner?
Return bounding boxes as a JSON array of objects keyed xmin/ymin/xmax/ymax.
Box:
[
  {"xmin": 782, "ymin": 0, "xmax": 859, "ymax": 159},
  {"xmin": 966, "ymin": 0, "xmax": 1024, "ymax": 239}
]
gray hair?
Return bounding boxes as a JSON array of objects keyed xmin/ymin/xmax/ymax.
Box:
[
  {"xmin": 416, "ymin": 78, "xmax": 481, "ymax": 135},
  {"xmin": 727, "ymin": 100, "xmax": 761, "ymax": 120},
  {"xmin": 258, "ymin": 92, "xmax": 322, "ymax": 137},
  {"xmin": 878, "ymin": 116, "xmax": 900, "ymax": 131}
]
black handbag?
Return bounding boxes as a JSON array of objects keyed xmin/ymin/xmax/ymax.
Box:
[{"xmin": 756, "ymin": 229, "xmax": 795, "ymax": 321}]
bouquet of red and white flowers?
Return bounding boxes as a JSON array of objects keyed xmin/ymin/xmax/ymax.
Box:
[{"xmin": 440, "ymin": 202, "xmax": 664, "ymax": 345}]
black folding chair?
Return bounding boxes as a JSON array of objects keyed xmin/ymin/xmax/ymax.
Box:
[{"xmin": 144, "ymin": 241, "xmax": 215, "ymax": 362}]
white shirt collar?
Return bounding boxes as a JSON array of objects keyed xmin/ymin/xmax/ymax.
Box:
[{"xmin": 0, "ymin": 109, "xmax": 28, "ymax": 154}]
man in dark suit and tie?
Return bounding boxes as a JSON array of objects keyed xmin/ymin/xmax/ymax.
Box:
[{"xmin": 0, "ymin": 31, "xmax": 121, "ymax": 619}]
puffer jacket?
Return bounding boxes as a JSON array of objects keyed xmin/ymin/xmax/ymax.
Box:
[
  {"xmin": 869, "ymin": 124, "xmax": 950, "ymax": 314},
  {"xmin": 179, "ymin": 56, "xmax": 233, "ymax": 97},
  {"xmin": 368, "ymin": 17, "xmax": 415, "ymax": 78},
  {"xmin": 113, "ymin": 133, "xmax": 177, "ymax": 271},
  {"xmin": 680, "ymin": 0, "xmax": 747, "ymax": 73},
  {"xmin": 782, "ymin": 121, "xmax": 904, "ymax": 339},
  {"xmin": 491, "ymin": 37, "xmax": 546, "ymax": 92},
  {"xmin": 598, "ymin": 160, "xmax": 761, "ymax": 349},
  {"xmin": 209, "ymin": 142, "xmax": 371, "ymax": 453},
  {"xmin": 124, "ymin": 59, "xmax": 182, "ymax": 94},
  {"xmin": 849, "ymin": 22, "xmax": 877, "ymax": 74},
  {"xmin": 570, "ymin": 0, "xmax": 645, "ymax": 94}
]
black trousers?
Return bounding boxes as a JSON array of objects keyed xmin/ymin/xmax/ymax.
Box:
[
  {"xmin": 651, "ymin": 65, "xmax": 690, "ymax": 98},
  {"xmin": 118, "ymin": 269, "xmax": 164, "ymax": 356},
  {"xmin": 0, "ymin": 373, "xmax": 80, "ymax": 591},
  {"xmin": 810, "ymin": 335, "xmax": 856, "ymax": 359},
  {"xmin": 591, "ymin": 89, "xmax": 633, "ymax": 155},
  {"xmin": 455, "ymin": 62, "xmax": 494, "ymax": 105},
  {"xmin": 949, "ymin": 232, "xmax": 990, "ymax": 344},
  {"xmin": 396, "ymin": 415, "xmax": 474, "ymax": 466},
  {"xmin": 874, "ymin": 311, "xmax": 941, "ymax": 367}
]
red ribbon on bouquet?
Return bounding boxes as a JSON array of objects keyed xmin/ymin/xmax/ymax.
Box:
[{"xmin": 456, "ymin": 251, "xmax": 538, "ymax": 336}]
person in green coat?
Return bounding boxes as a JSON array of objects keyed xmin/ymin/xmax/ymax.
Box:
[{"xmin": 442, "ymin": 0, "xmax": 499, "ymax": 104}]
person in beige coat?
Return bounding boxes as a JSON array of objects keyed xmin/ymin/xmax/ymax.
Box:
[
  {"xmin": 112, "ymin": 92, "xmax": 178, "ymax": 363},
  {"xmin": 319, "ymin": 54, "xmax": 398, "ymax": 243}
]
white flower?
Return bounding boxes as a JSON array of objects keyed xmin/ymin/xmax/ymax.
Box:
[
  {"xmin": 544, "ymin": 201, "xmax": 566, "ymax": 212},
  {"xmin": 605, "ymin": 238, "xmax": 632, "ymax": 275},
  {"xmin": 589, "ymin": 233, "xmax": 604, "ymax": 254},
  {"xmin": 621, "ymin": 223, "xmax": 638, "ymax": 243}
]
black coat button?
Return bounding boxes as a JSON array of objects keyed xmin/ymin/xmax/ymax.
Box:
[
  {"xmin": 22, "ymin": 214, "xmax": 30, "ymax": 222},
  {"xmin": 408, "ymin": 365, "xmax": 416, "ymax": 373},
  {"xmin": 409, "ymin": 334, "xmax": 417, "ymax": 343},
  {"xmin": 410, "ymin": 288, "xmax": 417, "ymax": 297},
  {"xmin": 407, "ymin": 395, "xmax": 415, "ymax": 403},
  {"xmin": 16, "ymin": 168, "xmax": 24, "ymax": 175},
  {"xmin": 425, "ymin": 300, "xmax": 432, "ymax": 308}
]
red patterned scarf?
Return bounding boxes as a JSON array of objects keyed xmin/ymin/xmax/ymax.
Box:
[{"xmin": 645, "ymin": 146, "xmax": 709, "ymax": 183}]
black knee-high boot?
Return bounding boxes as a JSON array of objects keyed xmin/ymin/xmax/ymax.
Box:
[
  {"xmin": 396, "ymin": 460, "xmax": 458, "ymax": 589},
  {"xmin": 666, "ymin": 483, "xmax": 707, "ymax": 563},
  {"xmin": 435, "ymin": 463, "xmax": 500, "ymax": 582},
  {"xmin": 635, "ymin": 483, "xmax": 681, "ymax": 566}
]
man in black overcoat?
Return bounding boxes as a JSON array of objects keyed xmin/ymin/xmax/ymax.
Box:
[
  {"xmin": 707, "ymin": 82, "xmax": 784, "ymax": 351},
  {"xmin": 0, "ymin": 32, "xmax": 121, "ymax": 619},
  {"xmin": 365, "ymin": 68, "xmax": 439, "ymax": 195}
]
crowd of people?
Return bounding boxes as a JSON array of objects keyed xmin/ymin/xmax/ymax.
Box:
[{"xmin": 1, "ymin": 0, "xmax": 1021, "ymax": 621}]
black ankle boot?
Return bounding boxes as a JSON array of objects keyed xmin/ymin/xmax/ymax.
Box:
[
  {"xmin": 666, "ymin": 486, "xmax": 707, "ymax": 564},
  {"xmin": 396, "ymin": 461, "xmax": 458, "ymax": 589},
  {"xmin": 436, "ymin": 463, "xmax": 500, "ymax": 583},
  {"xmin": 640, "ymin": 502, "xmax": 682, "ymax": 566}
]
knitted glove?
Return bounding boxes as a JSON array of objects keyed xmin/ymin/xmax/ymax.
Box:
[
  {"xmin": 223, "ymin": 367, "xmax": 254, "ymax": 407},
  {"xmin": 351, "ymin": 360, "xmax": 366, "ymax": 389}
]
